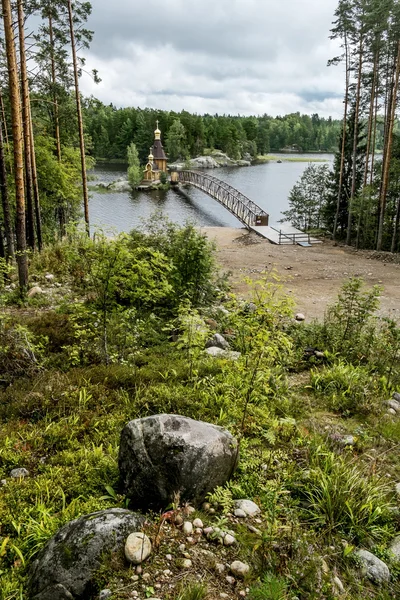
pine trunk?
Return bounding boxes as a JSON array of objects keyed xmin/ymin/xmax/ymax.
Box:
[
  {"xmin": 17, "ymin": 0, "xmax": 35, "ymax": 250},
  {"xmin": 49, "ymin": 12, "xmax": 61, "ymax": 162},
  {"xmin": 2, "ymin": 0, "xmax": 28, "ymax": 289},
  {"xmin": 0, "ymin": 106, "xmax": 14, "ymax": 259},
  {"xmin": 377, "ymin": 40, "xmax": 400, "ymax": 251},
  {"xmin": 346, "ymin": 37, "xmax": 363, "ymax": 246},
  {"xmin": 333, "ymin": 31, "xmax": 349, "ymax": 241},
  {"xmin": 67, "ymin": 0, "xmax": 90, "ymax": 235}
]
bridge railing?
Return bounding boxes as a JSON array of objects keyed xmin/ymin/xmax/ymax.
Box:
[{"xmin": 178, "ymin": 170, "xmax": 269, "ymax": 228}]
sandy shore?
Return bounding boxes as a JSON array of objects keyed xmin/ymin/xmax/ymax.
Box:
[{"xmin": 201, "ymin": 227, "xmax": 400, "ymax": 321}]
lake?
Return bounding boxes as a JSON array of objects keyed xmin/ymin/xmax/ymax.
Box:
[{"xmin": 89, "ymin": 154, "xmax": 334, "ymax": 234}]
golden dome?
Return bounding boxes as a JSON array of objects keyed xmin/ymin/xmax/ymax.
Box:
[
  {"xmin": 148, "ymin": 147, "xmax": 154, "ymax": 161},
  {"xmin": 154, "ymin": 120, "xmax": 161, "ymax": 140}
]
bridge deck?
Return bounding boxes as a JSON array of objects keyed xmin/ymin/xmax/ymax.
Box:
[{"xmin": 251, "ymin": 223, "xmax": 322, "ymax": 246}]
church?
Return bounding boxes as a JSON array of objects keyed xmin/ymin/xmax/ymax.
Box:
[{"xmin": 143, "ymin": 122, "xmax": 168, "ymax": 183}]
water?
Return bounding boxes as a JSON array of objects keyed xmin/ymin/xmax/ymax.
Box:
[{"xmin": 88, "ymin": 154, "xmax": 334, "ymax": 234}]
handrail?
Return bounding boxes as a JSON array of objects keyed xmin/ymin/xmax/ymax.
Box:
[{"xmin": 177, "ymin": 170, "xmax": 269, "ymax": 228}]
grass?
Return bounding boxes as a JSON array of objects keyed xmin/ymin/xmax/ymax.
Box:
[
  {"xmin": 256, "ymin": 154, "xmax": 330, "ymax": 163},
  {"xmin": 1, "ymin": 235, "xmax": 400, "ymax": 599}
]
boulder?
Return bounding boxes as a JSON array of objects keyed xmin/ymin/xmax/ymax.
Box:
[
  {"xmin": 386, "ymin": 399, "xmax": 400, "ymax": 413},
  {"xmin": 118, "ymin": 414, "xmax": 238, "ymax": 508},
  {"xmin": 354, "ymin": 549, "xmax": 390, "ymax": 584},
  {"xmin": 389, "ymin": 535, "xmax": 400, "ymax": 563},
  {"xmin": 125, "ymin": 532, "xmax": 152, "ymax": 564},
  {"xmin": 109, "ymin": 179, "xmax": 132, "ymax": 193},
  {"xmin": 29, "ymin": 509, "xmax": 144, "ymax": 599}
]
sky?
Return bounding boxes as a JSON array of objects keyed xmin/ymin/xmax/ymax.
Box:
[{"xmin": 80, "ymin": 0, "xmax": 345, "ymax": 119}]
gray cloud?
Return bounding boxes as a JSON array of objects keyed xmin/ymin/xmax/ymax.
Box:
[{"xmin": 80, "ymin": 0, "xmax": 344, "ymax": 117}]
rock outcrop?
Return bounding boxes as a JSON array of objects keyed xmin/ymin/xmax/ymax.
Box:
[
  {"xmin": 29, "ymin": 509, "xmax": 144, "ymax": 599},
  {"xmin": 118, "ymin": 414, "xmax": 238, "ymax": 508}
]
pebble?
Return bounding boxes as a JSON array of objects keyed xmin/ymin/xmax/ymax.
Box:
[
  {"xmin": 226, "ymin": 575, "xmax": 236, "ymax": 585},
  {"xmin": 204, "ymin": 527, "xmax": 213, "ymax": 535},
  {"xmin": 142, "ymin": 573, "xmax": 151, "ymax": 582},
  {"xmin": 99, "ymin": 591, "xmax": 112, "ymax": 600},
  {"xmin": 10, "ymin": 468, "xmax": 29, "ymax": 479},
  {"xmin": 234, "ymin": 509, "xmax": 247, "ymax": 518},
  {"xmin": 388, "ymin": 408, "xmax": 397, "ymax": 416},
  {"xmin": 230, "ymin": 561, "xmax": 250, "ymax": 578},
  {"xmin": 174, "ymin": 515, "xmax": 183, "ymax": 525},
  {"xmin": 154, "ymin": 583, "xmax": 162, "ymax": 589},
  {"xmin": 202, "ymin": 502, "xmax": 211, "ymax": 511},
  {"xmin": 239, "ymin": 592, "xmax": 246, "ymax": 597},
  {"xmin": 193, "ymin": 518, "xmax": 203, "ymax": 528},
  {"xmin": 166, "ymin": 554, "xmax": 172, "ymax": 561},
  {"xmin": 223, "ymin": 534, "xmax": 236, "ymax": 546},
  {"xmin": 215, "ymin": 563, "xmax": 225, "ymax": 574},
  {"xmin": 130, "ymin": 592, "xmax": 138, "ymax": 598},
  {"xmin": 254, "ymin": 518, "xmax": 262, "ymax": 524},
  {"xmin": 333, "ymin": 576, "xmax": 345, "ymax": 593},
  {"xmin": 295, "ymin": 313, "xmax": 305, "ymax": 321},
  {"xmin": 234, "ymin": 499, "xmax": 261, "ymax": 516},
  {"xmin": 1, "ymin": 479, "xmax": 7, "ymax": 486},
  {"xmin": 186, "ymin": 506, "xmax": 196, "ymax": 514},
  {"xmin": 28, "ymin": 286, "xmax": 43, "ymax": 297},
  {"xmin": 163, "ymin": 569, "xmax": 172, "ymax": 576},
  {"xmin": 45, "ymin": 273, "xmax": 55, "ymax": 281},
  {"xmin": 247, "ymin": 524, "xmax": 261, "ymax": 535},
  {"xmin": 194, "ymin": 528, "xmax": 202, "ymax": 535},
  {"xmin": 386, "ymin": 399, "xmax": 400, "ymax": 412},
  {"xmin": 186, "ymin": 536, "xmax": 195, "ymax": 544},
  {"xmin": 393, "ymin": 392, "xmax": 400, "ymax": 402},
  {"xmin": 179, "ymin": 544, "xmax": 186, "ymax": 552},
  {"xmin": 183, "ymin": 521, "xmax": 193, "ymax": 535},
  {"xmin": 220, "ymin": 594, "xmax": 229, "ymax": 599},
  {"xmin": 208, "ymin": 507, "xmax": 216, "ymax": 514},
  {"xmin": 136, "ymin": 566, "xmax": 142, "ymax": 575},
  {"xmin": 182, "ymin": 559, "xmax": 192, "ymax": 568},
  {"xmin": 125, "ymin": 533, "xmax": 152, "ymax": 564}
]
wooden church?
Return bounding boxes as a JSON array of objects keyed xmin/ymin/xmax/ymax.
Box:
[{"xmin": 143, "ymin": 122, "xmax": 168, "ymax": 182}]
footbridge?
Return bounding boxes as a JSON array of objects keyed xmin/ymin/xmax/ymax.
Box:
[{"xmin": 175, "ymin": 170, "xmax": 321, "ymax": 246}]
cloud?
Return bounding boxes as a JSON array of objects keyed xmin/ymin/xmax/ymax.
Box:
[{"xmin": 80, "ymin": 0, "xmax": 344, "ymax": 117}]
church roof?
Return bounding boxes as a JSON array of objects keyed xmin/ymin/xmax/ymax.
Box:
[{"xmin": 153, "ymin": 139, "xmax": 167, "ymax": 160}]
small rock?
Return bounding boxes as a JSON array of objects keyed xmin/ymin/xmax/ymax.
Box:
[
  {"xmin": 194, "ymin": 528, "xmax": 202, "ymax": 535},
  {"xmin": 163, "ymin": 569, "xmax": 172, "ymax": 576},
  {"xmin": 182, "ymin": 521, "xmax": 193, "ymax": 535},
  {"xmin": 186, "ymin": 506, "xmax": 196, "ymax": 514},
  {"xmin": 174, "ymin": 515, "xmax": 183, "ymax": 525},
  {"xmin": 208, "ymin": 507, "xmax": 216, "ymax": 514},
  {"xmin": 295, "ymin": 313, "xmax": 305, "ymax": 321},
  {"xmin": 220, "ymin": 594, "xmax": 229, "ymax": 599},
  {"xmin": 202, "ymin": 502, "xmax": 211, "ymax": 511},
  {"xmin": 393, "ymin": 392, "xmax": 400, "ymax": 402},
  {"xmin": 99, "ymin": 591, "xmax": 112, "ymax": 600},
  {"xmin": 125, "ymin": 533, "xmax": 152, "ymax": 564},
  {"xmin": 395, "ymin": 483, "xmax": 400, "ymax": 497},
  {"xmin": 355, "ymin": 549, "xmax": 390, "ymax": 584},
  {"xmin": 45, "ymin": 274, "xmax": 55, "ymax": 281},
  {"xmin": 389, "ymin": 535, "xmax": 400, "ymax": 562},
  {"xmin": 193, "ymin": 518, "xmax": 203, "ymax": 528},
  {"xmin": 223, "ymin": 534, "xmax": 235, "ymax": 546},
  {"xmin": 182, "ymin": 559, "xmax": 192, "ymax": 568},
  {"xmin": 142, "ymin": 572, "xmax": 151, "ymax": 581},
  {"xmin": 215, "ymin": 563, "xmax": 225, "ymax": 574},
  {"xmin": 239, "ymin": 592, "xmax": 246, "ymax": 597},
  {"xmin": 179, "ymin": 544, "xmax": 186, "ymax": 552},
  {"xmin": 205, "ymin": 347, "xmax": 241, "ymax": 360},
  {"xmin": 234, "ymin": 499, "xmax": 261, "ymax": 516},
  {"xmin": 386, "ymin": 399, "xmax": 400, "ymax": 413},
  {"xmin": 136, "ymin": 565, "xmax": 142, "ymax": 575},
  {"xmin": 130, "ymin": 575, "xmax": 139, "ymax": 582},
  {"xmin": 206, "ymin": 333, "xmax": 230, "ymax": 350},
  {"xmin": 186, "ymin": 537, "xmax": 195, "ymax": 544},
  {"xmin": 28, "ymin": 286, "xmax": 43, "ymax": 297},
  {"xmin": 166, "ymin": 554, "xmax": 172, "ymax": 561},
  {"xmin": 254, "ymin": 518, "xmax": 262, "ymax": 524},
  {"xmin": 247, "ymin": 524, "xmax": 261, "ymax": 535},
  {"xmin": 226, "ymin": 575, "xmax": 236, "ymax": 585},
  {"xmin": 230, "ymin": 561, "xmax": 250, "ymax": 578},
  {"xmin": 204, "ymin": 527, "xmax": 213, "ymax": 535},
  {"xmin": 10, "ymin": 468, "xmax": 29, "ymax": 479},
  {"xmin": 234, "ymin": 509, "xmax": 247, "ymax": 518},
  {"xmin": 388, "ymin": 408, "xmax": 397, "ymax": 416}
]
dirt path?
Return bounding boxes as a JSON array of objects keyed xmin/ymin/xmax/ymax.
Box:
[{"xmin": 202, "ymin": 227, "xmax": 400, "ymax": 321}]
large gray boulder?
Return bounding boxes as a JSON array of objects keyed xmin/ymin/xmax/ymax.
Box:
[
  {"xmin": 354, "ymin": 549, "xmax": 390, "ymax": 584},
  {"xmin": 118, "ymin": 414, "xmax": 238, "ymax": 508},
  {"xmin": 29, "ymin": 509, "xmax": 144, "ymax": 599}
]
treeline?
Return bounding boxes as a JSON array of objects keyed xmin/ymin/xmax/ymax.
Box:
[
  {"xmin": 326, "ymin": 0, "xmax": 400, "ymax": 251},
  {"xmin": 0, "ymin": 0, "xmax": 97, "ymax": 290},
  {"xmin": 83, "ymin": 99, "xmax": 342, "ymax": 162}
]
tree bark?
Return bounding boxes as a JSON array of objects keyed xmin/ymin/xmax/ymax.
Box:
[
  {"xmin": 377, "ymin": 40, "xmax": 400, "ymax": 251},
  {"xmin": 67, "ymin": 0, "xmax": 90, "ymax": 235},
  {"xmin": 0, "ymin": 104, "xmax": 14, "ymax": 260},
  {"xmin": 333, "ymin": 30, "xmax": 349, "ymax": 241},
  {"xmin": 29, "ymin": 102, "xmax": 42, "ymax": 251},
  {"xmin": 48, "ymin": 11, "xmax": 62, "ymax": 162},
  {"xmin": 2, "ymin": 0, "xmax": 28, "ymax": 289},
  {"xmin": 17, "ymin": 0, "xmax": 35, "ymax": 250}
]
